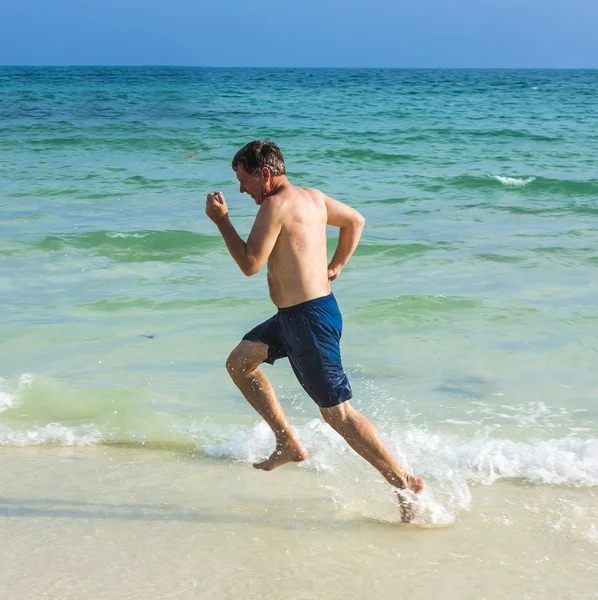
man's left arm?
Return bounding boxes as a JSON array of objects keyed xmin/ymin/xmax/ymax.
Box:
[
  {"xmin": 206, "ymin": 192, "xmax": 281, "ymax": 276},
  {"xmin": 322, "ymin": 192, "xmax": 365, "ymax": 281}
]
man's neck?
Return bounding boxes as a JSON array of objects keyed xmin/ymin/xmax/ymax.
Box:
[{"xmin": 265, "ymin": 175, "xmax": 290, "ymax": 199}]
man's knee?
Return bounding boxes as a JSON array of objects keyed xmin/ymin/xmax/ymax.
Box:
[
  {"xmin": 225, "ymin": 344, "xmax": 244, "ymax": 380},
  {"xmin": 320, "ymin": 402, "xmax": 352, "ymax": 430},
  {"xmin": 226, "ymin": 340, "xmax": 268, "ymax": 381}
]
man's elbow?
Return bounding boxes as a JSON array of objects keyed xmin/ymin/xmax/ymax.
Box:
[
  {"xmin": 340, "ymin": 214, "xmax": 365, "ymax": 234},
  {"xmin": 241, "ymin": 257, "xmax": 261, "ymax": 276}
]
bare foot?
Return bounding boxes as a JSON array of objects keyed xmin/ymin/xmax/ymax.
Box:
[
  {"xmin": 397, "ymin": 475, "xmax": 425, "ymax": 523},
  {"xmin": 253, "ymin": 443, "xmax": 308, "ymax": 471},
  {"xmin": 409, "ymin": 476, "xmax": 425, "ymax": 494}
]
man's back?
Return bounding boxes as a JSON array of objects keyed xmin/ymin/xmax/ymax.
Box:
[{"xmin": 265, "ymin": 185, "xmax": 331, "ymax": 308}]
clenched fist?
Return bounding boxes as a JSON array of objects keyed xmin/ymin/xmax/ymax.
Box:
[{"xmin": 206, "ymin": 191, "xmax": 228, "ymax": 223}]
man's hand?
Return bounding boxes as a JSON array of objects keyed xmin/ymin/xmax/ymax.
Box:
[
  {"xmin": 206, "ymin": 191, "xmax": 229, "ymax": 223},
  {"xmin": 328, "ymin": 264, "xmax": 342, "ymax": 282}
]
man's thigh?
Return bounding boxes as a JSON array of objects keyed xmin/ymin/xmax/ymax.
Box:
[
  {"xmin": 227, "ymin": 339, "xmax": 270, "ymax": 373},
  {"xmin": 241, "ymin": 315, "xmax": 288, "ymax": 365}
]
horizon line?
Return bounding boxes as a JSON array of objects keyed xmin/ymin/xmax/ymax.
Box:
[{"xmin": 1, "ymin": 65, "xmax": 597, "ymax": 70}]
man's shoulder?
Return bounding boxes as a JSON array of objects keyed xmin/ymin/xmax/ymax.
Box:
[
  {"xmin": 267, "ymin": 184, "xmax": 313, "ymax": 204},
  {"xmin": 258, "ymin": 194, "xmax": 286, "ymax": 220},
  {"xmin": 302, "ymin": 187, "xmax": 323, "ymax": 199},
  {"xmin": 267, "ymin": 185, "xmax": 326, "ymax": 212},
  {"xmin": 276, "ymin": 183, "xmax": 323, "ymax": 196}
]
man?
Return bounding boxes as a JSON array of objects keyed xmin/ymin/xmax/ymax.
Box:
[{"xmin": 206, "ymin": 139, "xmax": 423, "ymax": 520}]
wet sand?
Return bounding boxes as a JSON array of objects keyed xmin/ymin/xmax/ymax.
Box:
[{"xmin": 1, "ymin": 446, "xmax": 596, "ymax": 600}]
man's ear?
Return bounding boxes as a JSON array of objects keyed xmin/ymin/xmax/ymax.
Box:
[{"xmin": 261, "ymin": 167, "xmax": 271, "ymax": 182}]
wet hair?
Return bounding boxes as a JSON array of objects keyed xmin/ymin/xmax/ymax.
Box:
[{"xmin": 231, "ymin": 139, "xmax": 286, "ymax": 177}]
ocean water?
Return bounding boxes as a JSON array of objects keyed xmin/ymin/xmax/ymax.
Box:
[{"xmin": 1, "ymin": 68, "xmax": 597, "ymax": 551}]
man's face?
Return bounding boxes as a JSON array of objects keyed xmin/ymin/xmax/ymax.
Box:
[{"xmin": 235, "ymin": 166, "xmax": 264, "ymax": 205}]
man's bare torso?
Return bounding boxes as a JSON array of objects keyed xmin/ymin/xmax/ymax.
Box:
[{"xmin": 266, "ymin": 185, "xmax": 330, "ymax": 308}]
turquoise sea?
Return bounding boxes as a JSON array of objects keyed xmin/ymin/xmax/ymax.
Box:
[{"xmin": 1, "ymin": 67, "xmax": 597, "ymax": 597}]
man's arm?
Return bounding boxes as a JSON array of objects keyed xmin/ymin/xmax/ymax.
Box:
[
  {"xmin": 322, "ymin": 193, "xmax": 365, "ymax": 281},
  {"xmin": 207, "ymin": 192, "xmax": 282, "ymax": 276}
]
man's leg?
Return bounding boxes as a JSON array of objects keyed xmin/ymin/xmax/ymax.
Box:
[
  {"xmin": 226, "ymin": 340, "xmax": 308, "ymax": 470},
  {"xmin": 320, "ymin": 401, "xmax": 424, "ymax": 493}
]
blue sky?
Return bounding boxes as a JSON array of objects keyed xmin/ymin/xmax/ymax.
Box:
[{"xmin": 1, "ymin": 0, "xmax": 597, "ymax": 67}]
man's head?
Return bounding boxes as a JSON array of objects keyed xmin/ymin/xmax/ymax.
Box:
[{"xmin": 232, "ymin": 139, "xmax": 286, "ymax": 204}]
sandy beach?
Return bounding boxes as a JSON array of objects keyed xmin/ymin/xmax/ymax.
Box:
[{"xmin": 1, "ymin": 446, "xmax": 596, "ymax": 600}]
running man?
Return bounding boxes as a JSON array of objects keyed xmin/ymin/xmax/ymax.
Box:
[{"xmin": 206, "ymin": 139, "xmax": 423, "ymax": 518}]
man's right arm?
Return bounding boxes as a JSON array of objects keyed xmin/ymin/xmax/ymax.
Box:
[
  {"xmin": 322, "ymin": 193, "xmax": 365, "ymax": 281},
  {"xmin": 206, "ymin": 192, "xmax": 282, "ymax": 276}
]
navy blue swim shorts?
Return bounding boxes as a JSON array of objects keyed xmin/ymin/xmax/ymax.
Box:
[{"xmin": 242, "ymin": 293, "xmax": 353, "ymax": 408}]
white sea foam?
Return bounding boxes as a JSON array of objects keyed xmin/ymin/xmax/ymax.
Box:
[
  {"xmin": 492, "ymin": 175, "xmax": 535, "ymax": 186},
  {"xmin": 0, "ymin": 423, "xmax": 103, "ymax": 446},
  {"xmin": 191, "ymin": 420, "xmax": 598, "ymax": 488},
  {"xmin": 106, "ymin": 231, "xmax": 150, "ymax": 239},
  {"xmin": 0, "ymin": 373, "xmax": 33, "ymax": 413},
  {"xmin": 1, "ymin": 412, "xmax": 594, "ymax": 490},
  {"xmin": 0, "ymin": 391, "xmax": 15, "ymax": 413}
]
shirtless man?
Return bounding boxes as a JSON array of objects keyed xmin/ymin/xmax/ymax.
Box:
[{"xmin": 206, "ymin": 139, "xmax": 423, "ymax": 518}]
